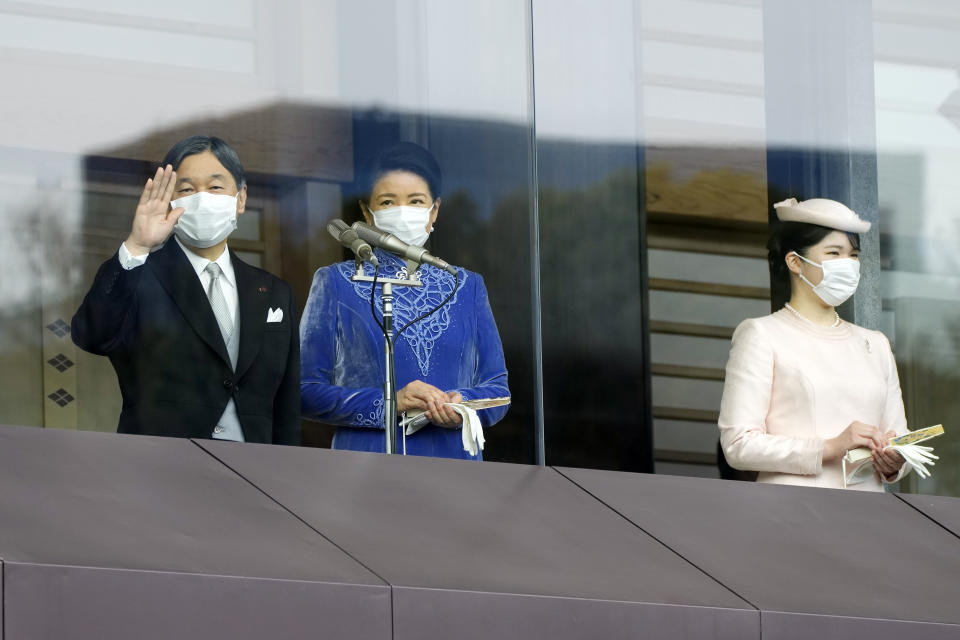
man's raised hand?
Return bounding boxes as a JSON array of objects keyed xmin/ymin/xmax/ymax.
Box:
[{"xmin": 125, "ymin": 165, "xmax": 184, "ymax": 256}]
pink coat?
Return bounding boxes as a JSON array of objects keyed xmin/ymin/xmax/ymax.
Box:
[{"xmin": 718, "ymin": 309, "xmax": 909, "ymax": 490}]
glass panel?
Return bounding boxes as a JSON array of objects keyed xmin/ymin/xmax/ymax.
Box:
[
  {"xmin": 5, "ymin": 0, "xmax": 952, "ymax": 494},
  {"xmin": 532, "ymin": 0, "xmax": 649, "ymax": 470},
  {"xmin": 234, "ymin": 251, "xmax": 262, "ymax": 268},
  {"xmin": 0, "ymin": 0, "xmax": 537, "ymax": 464},
  {"xmin": 234, "ymin": 208, "xmax": 262, "ymax": 242},
  {"xmin": 635, "ymin": 0, "xmax": 768, "ymax": 478},
  {"xmin": 329, "ymin": 0, "xmax": 536, "ymax": 462},
  {"xmin": 873, "ymin": 0, "xmax": 960, "ymax": 496}
]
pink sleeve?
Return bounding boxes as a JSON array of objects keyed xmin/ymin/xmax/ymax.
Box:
[
  {"xmin": 718, "ymin": 319, "xmax": 823, "ymax": 475},
  {"xmin": 877, "ymin": 331, "xmax": 911, "ymax": 484}
]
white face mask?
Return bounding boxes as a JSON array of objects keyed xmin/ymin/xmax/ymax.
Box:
[
  {"xmin": 171, "ymin": 192, "xmax": 238, "ymax": 249},
  {"xmin": 792, "ymin": 252, "xmax": 860, "ymax": 307},
  {"xmin": 370, "ymin": 203, "xmax": 434, "ymax": 247}
]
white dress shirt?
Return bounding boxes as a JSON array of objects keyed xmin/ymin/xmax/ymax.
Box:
[
  {"xmin": 120, "ymin": 237, "xmax": 238, "ymax": 322},
  {"xmin": 120, "ymin": 238, "xmax": 237, "ymax": 317}
]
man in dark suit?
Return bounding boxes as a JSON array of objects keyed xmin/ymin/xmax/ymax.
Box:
[{"xmin": 72, "ymin": 135, "xmax": 300, "ymax": 444}]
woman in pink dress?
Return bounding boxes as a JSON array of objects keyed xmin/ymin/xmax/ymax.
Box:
[{"xmin": 718, "ymin": 198, "xmax": 908, "ymax": 490}]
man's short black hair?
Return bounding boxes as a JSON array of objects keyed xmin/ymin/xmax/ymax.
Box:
[
  {"xmin": 161, "ymin": 135, "xmax": 246, "ymax": 189},
  {"xmin": 363, "ymin": 142, "xmax": 442, "ymax": 200}
]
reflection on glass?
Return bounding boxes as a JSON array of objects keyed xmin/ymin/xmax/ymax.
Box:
[
  {"xmin": 300, "ymin": 143, "xmax": 510, "ymax": 460},
  {"xmin": 234, "ymin": 250, "xmax": 262, "ymax": 268},
  {"xmin": 0, "ymin": 0, "xmax": 539, "ymax": 464},
  {"xmin": 233, "ymin": 208, "xmax": 262, "ymax": 242},
  {"xmin": 1, "ymin": 0, "xmax": 957, "ymax": 495},
  {"xmin": 874, "ymin": 1, "xmax": 960, "ymax": 496}
]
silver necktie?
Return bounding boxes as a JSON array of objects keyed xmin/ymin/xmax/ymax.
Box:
[{"xmin": 204, "ymin": 263, "xmax": 234, "ymax": 342}]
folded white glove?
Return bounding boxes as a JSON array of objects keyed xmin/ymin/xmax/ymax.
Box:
[
  {"xmin": 843, "ymin": 442, "xmax": 939, "ymax": 486},
  {"xmin": 400, "ymin": 403, "xmax": 485, "ymax": 456},
  {"xmin": 456, "ymin": 404, "xmax": 484, "ymax": 457},
  {"xmin": 890, "ymin": 443, "xmax": 938, "ymax": 479}
]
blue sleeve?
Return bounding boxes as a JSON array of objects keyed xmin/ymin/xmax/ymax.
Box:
[
  {"xmin": 299, "ymin": 267, "xmax": 385, "ymax": 429},
  {"xmin": 454, "ymin": 274, "xmax": 510, "ymax": 428}
]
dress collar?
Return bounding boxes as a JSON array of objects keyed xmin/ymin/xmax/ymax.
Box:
[{"xmin": 774, "ymin": 307, "xmax": 853, "ymax": 339}]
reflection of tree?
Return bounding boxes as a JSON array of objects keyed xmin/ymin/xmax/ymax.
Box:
[
  {"xmin": 1, "ymin": 201, "xmax": 44, "ymax": 333},
  {"xmin": 432, "ymin": 189, "xmax": 488, "ymax": 272},
  {"xmin": 0, "ymin": 200, "xmax": 46, "ymax": 426},
  {"xmin": 896, "ymin": 305, "xmax": 960, "ymax": 497},
  {"xmin": 454, "ymin": 168, "xmax": 647, "ymax": 470},
  {"xmin": 537, "ymin": 169, "xmax": 646, "ymax": 470},
  {"xmin": 0, "ymin": 183, "xmax": 84, "ymax": 427},
  {"xmin": 434, "ymin": 188, "xmax": 538, "ymax": 464},
  {"xmin": 537, "ymin": 169, "xmax": 644, "ymax": 345}
]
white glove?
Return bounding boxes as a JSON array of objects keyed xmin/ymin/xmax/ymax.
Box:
[
  {"xmin": 457, "ymin": 404, "xmax": 484, "ymax": 456},
  {"xmin": 890, "ymin": 444, "xmax": 938, "ymax": 479},
  {"xmin": 400, "ymin": 402, "xmax": 488, "ymax": 457}
]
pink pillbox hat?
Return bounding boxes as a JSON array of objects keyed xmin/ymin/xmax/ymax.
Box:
[{"xmin": 773, "ymin": 198, "xmax": 871, "ymax": 233}]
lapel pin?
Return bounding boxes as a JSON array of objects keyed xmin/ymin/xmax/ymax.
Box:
[{"xmin": 258, "ymin": 286, "xmax": 268, "ymax": 293}]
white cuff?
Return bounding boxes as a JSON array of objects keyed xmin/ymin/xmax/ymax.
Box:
[{"xmin": 118, "ymin": 242, "xmax": 149, "ymax": 270}]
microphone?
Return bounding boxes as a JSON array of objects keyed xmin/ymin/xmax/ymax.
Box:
[
  {"xmin": 327, "ymin": 219, "xmax": 379, "ymax": 268},
  {"xmin": 352, "ymin": 222, "xmax": 457, "ymax": 275}
]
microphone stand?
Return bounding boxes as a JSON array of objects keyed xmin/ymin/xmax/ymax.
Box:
[
  {"xmin": 351, "ymin": 258, "xmax": 422, "ymax": 454},
  {"xmin": 382, "ymin": 282, "xmax": 397, "ymax": 454}
]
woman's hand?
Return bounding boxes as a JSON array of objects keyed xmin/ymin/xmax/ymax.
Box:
[
  {"xmin": 397, "ymin": 381, "xmax": 462, "ymax": 428},
  {"xmin": 823, "ymin": 421, "xmax": 888, "ymax": 462},
  {"xmin": 432, "ymin": 391, "xmax": 464, "ymax": 428},
  {"xmin": 873, "ymin": 430, "xmax": 906, "ymax": 481},
  {"xmin": 125, "ymin": 165, "xmax": 184, "ymax": 256}
]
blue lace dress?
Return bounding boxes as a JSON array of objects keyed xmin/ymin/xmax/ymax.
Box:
[{"xmin": 300, "ymin": 249, "xmax": 509, "ymax": 459}]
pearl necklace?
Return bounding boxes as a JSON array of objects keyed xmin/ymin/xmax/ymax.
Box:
[{"xmin": 784, "ymin": 303, "xmax": 840, "ymax": 327}]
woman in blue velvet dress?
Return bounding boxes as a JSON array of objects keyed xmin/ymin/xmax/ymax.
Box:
[{"xmin": 300, "ymin": 143, "xmax": 509, "ymax": 459}]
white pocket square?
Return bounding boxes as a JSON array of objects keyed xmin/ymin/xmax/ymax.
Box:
[{"xmin": 266, "ymin": 307, "xmax": 283, "ymax": 323}]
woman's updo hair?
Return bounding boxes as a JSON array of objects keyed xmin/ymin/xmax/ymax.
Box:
[
  {"xmin": 363, "ymin": 142, "xmax": 442, "ymax": 200},
  {"xmin": 768, "ymin": 221, "xmax": 860, "ymax": 287}
]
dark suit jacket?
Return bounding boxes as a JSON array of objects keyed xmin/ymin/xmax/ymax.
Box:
[{"xmin": 72, "ymin": 240, "xmax": 300, "ymax": 444}]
